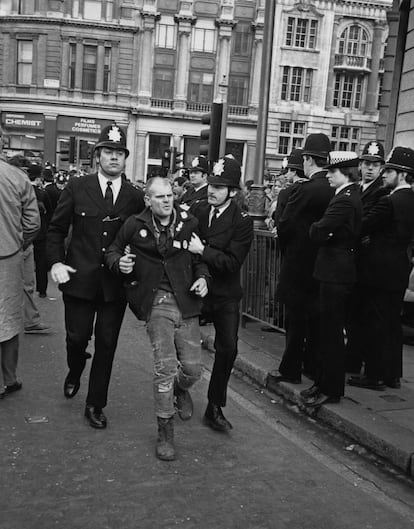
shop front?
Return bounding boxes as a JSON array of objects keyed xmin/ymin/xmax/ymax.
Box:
[
  {"xmin": 1, "ymin": 112, "xmax": 44, "ymax": 163},
  {"xmin": 56, "ymin": 116, "xmax": 113, "ymax": 171}
]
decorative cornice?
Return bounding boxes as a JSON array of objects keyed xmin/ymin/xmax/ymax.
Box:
[
  {"xmin": 174, "ymin": 14, "xmax": 197, "ymax": 25},
  {"xmin": 0, "ymin": 16, "xmax": 139, "ymax": 32}
]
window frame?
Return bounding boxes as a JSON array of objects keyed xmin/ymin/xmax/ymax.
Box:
[
  {"xmin": 16, "ymin": 39, "xmax": 33, "ymax": 85},
  {"xmin": 278, "ymin": 120, "xmax": 306, "ymax": 155},
  {"xmin": 280, "ymin": 66, "xmax": 313, "ymax": 103},
  {"xmin": 285, "ymin": 16, "xmax": 318, "ymax": 50},
  {"xmin": 331, "ymin": 126, "xmax": 360, "ymax": 152},
  {"xmin": 333, "ymin": 72, "xmax": 365, "ymax": 110}
]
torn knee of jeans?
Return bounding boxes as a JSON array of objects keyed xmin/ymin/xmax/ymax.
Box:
[{"xmin": 157, "ymin": 381, "xmax": 173, "ymax": 393}]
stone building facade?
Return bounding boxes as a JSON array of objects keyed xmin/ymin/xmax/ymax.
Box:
[
  {"xmin": 0, "ymin": 0, "xmax": 391, "ymax": 181},
  {"xmin": 378, "ymin": 0, "xmax": 414, "ymax": 152}
]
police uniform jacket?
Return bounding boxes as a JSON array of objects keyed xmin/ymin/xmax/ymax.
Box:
[
  {"xmin": 104, "ymin": 206, "xmax": 209, "ymax": 321},
  {"xmin": 192, "ymin": 200, "xmax": 253, "ymax": 303},
  {"xmin": 180, "ymin": 184, "xmax": 208, "ymax": 208},
  {"xmin": 310, "ymin": 184, "xmax": 362, "ymax": 284},
  {"xmin": 47, "ymin": 172, "xmax": 145, "ymax": 301},
  {"xmin": 277, "ymin": 171, "xmax": 334, "ymax": 302},
  {"xmin": 359, "ymin": 188, "xmax": 414, "ymax": 292},
  {"xmin": 360, "ymin": 177, "xmax": 389, "ymax": 216}
]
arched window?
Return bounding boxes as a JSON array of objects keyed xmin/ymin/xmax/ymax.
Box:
[{"xmin": 338, "ymin": 25, "xmax": 369, "ymax": 57}]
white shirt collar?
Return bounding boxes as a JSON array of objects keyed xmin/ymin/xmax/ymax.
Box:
[
  {"xmin": 98, "ymin": 172, "xmax": 122, "ymax": 203},
  {"xmin": 208, "ymin": 200, "xmax": 231, "ymax": 225}
]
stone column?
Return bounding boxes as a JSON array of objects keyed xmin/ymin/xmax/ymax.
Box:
[
  {"xmin": 366, "ymin": 22, "xmax": 384, "ymax": 114},
  {"xmin": 96, "ymin": 41, "xmax": 105, "ymax": 92},
  {"xmin": 174, "ymin": 14, "xmax": 195, "ymax": 111},
  {"xmin": 61, "ymin": 39, "xmax": 70, "ymax": 89},
  {"xmin": 134, "ymin": 131, "xmax": 147, "ymax": 182},
  {"xmin": 215, "ymin": 19, "xmax": 235, "ymax": 101},
  {"xmin": 325, "ymin": 19, "xmax": 340, "ymax": 110},
  {"xmin": 249, "ymin": 21, "xmax": 264, "ymax": 114},
  {"xmin": 37, "ymin": 34, "xmax": 47, "ymax": 87},
  {"xmin": 74, "ymin": 40, "xmax": 83, "ymax": 92},
  {"xmin": 44, "ymin": 114, "xmax": 58, "ymax": 166},
  {"xmin": 138, "ymin": 12, "xmax": 159, "ymax": 105}
]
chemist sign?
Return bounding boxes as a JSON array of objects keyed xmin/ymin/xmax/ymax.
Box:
[
  {"xmin": 2, "ymin": 112, "xmax": 44, "ymax": 130},
  {"xmin": 58, "ymin": 116, "xmax": 112, "ymax": 136}
]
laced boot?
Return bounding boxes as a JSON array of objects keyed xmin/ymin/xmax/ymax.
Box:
[{"xmin": 156, "ymin": 416, "xmax": 176, "ymax": 461}]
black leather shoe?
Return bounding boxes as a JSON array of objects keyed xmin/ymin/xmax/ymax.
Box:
[
  {"xmin": 268, "ymin": 372, "xmax": 301, "ymax": 384},
  {"xmin": 347, "ymin": 376, "xmax": 385, "ymax": 391},
  {"xmin": 5, "ymin": 381, "xmax": 22, "ymax": 394},
  {"xmin": 63, "ymin": 374, "xmax": 80, "ymax": 399},
  {"xmin": 384, "ymin": 378, "xmax": 401, "ymax": 389},
  {"xmin": 173, "ymin": 380, "xmax": 193, "ymax": 421},
  {"xmin": 304, "ymin": 392, "xmax": 340, "ymax": 408},
  {"xmin": 203, "ymin": 403, "xmax": 232, "ymax": 432},
  {"xmin": 84, "ymin": 405, "xmax": 107, "ymax": 429},
  {"xmin": 300, "ymin": 384, "xmax": 319, "ymax": 398}
]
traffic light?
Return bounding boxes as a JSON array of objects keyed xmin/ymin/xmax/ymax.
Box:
[
  {"xmin": 200, "ymin": 102, "xmax": 223, "ymax": 163},
  {"xmin": 170, "ymin": 147, "xmax": 184, "ymax": 174},
  {"xmin": 161, "ymin": 148, "xmax": 171, "ymax": 177}
]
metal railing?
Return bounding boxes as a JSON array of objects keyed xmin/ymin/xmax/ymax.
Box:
[{"xmin": 241, "ymin": 229, "xmax": 285, "ymax": 332}]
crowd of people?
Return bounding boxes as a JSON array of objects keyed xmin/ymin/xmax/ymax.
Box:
[
  {"xmin": 3, "ymin": 122, "xmax": 414, "ymax": 458},
  {"xmin": 269, "ymin": 133, "xmax": 414, "ymax": 408},
  {"xmin": 0, "ymin": 124, "xmax": 253, "ymax": 463}
]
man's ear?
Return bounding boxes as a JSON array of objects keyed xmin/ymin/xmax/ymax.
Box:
[
  {"xmin": 229, "ymin": 189, "xmax": 237, "ymax": 198},
  {"xmin": 144, "ymin": 194, "xmax": 151, "ymax": 207}
]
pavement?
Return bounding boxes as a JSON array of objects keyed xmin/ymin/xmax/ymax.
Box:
[{"xmin": 200, "ymin": 321, "xmax": 414, "ymax": 477}]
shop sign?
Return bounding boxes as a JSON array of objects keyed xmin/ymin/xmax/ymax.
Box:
[
  {"xmin": 2, "ymin": 112, "xmax": 44, "ymax": 129},
  {"xmin": 58, "ymin": 116, "xmax": 112, "ymax": 135}
]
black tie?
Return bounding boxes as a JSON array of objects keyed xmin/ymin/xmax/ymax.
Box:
[
  {"xmin": 105, "ymin": 181, "xmax": 113, "ymax": 208},
  {"xmin": 210, "ymin": 208, "xmax": 220, "ymax": 227}
]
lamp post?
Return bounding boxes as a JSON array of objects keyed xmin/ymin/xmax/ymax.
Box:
[{"xmin": 248, "ymin": 0, "xmax": 276, "ymax": 227}]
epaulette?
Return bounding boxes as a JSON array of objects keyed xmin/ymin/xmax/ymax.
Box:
[{"xmin": 241, "ymin": 211, "xmax": 249, "ymax": 218}]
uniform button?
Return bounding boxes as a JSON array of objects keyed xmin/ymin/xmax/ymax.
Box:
[
  {"xmin": 81, "ymin": 212, "xmax": 86, "ymax": 216},
  {"xmin": 102, "ymin": 248, "xmax": 106, "ymax": 252},
  {"xmin": 101, "ymin": 264, "xmax": 104, "ymax": 267},
  {"xmin": 103, "ymin": 231, "xmax": 107, "ymax": 236}
]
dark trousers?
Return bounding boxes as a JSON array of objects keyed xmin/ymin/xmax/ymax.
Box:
[
  {"xmin": 207, "ymin": 300, "xmax": 240, "ymax": 407},
  {"xmin": 363, "ymin": 287, "xmax": 405, "ymax": 381},
  {"xmin": 279, "ymin": 295, "xmax": 320, "ymax": 380},
  {"xmin": 316, "ymin": 281, "xmax": 352, "ymax": 398},
  {"xmin": 33, "ymin": 239, "xmax": 48, "ymax": 295},
  {"xmin": 63, "ymin": 293, "xmax": 126, "ymax": 408}
]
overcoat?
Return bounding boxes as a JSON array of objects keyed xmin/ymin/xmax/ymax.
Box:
[{"xmin": 276, "ymin": 171, "xmax": 334, "ymax": 303}]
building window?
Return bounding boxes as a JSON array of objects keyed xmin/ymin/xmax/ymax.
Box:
[
  {"xmin": 82, "ymin": 45, "xmax": 97, "ymax": 91},
  {"xmin": 228, "ymin": 76, "xmax": 249, "ymax": 106},
  {"xmin": 148, "ymin": 134, "xmax": 171, "ymax": 159},
  {"xmin": 333, "ymin": 73, "xmax": 364, "ymax": 109},
  {"xmin": 278, "ymin": 121, "xmax": 306, "ymax": 155},
  {"xmin": 103, "ymin": 47, "xmax": 111, "ymax": 92},
  {"xmin": 281, "ymin": 67, "xmax": 313, "ymax": 102},
  {"xmin": 233, "ymin": 23, "xmax": 252, "ymax": 57},
  {"xmin": 331, "ymin": 126, "xmax": 360, "ymax": 152},
  {"xmin": 69, "ymin": 43, "xmax": 76, "ymax": 89},
  {"xmin": 225, "ymin": 141, "xmax": 244, "ymax": 166},
  {"xmin": 188, "ymin": 72, "xmax": 214, "ymax": 103},
  {"xmin": 184, "ymin": 137, "xmax": 201, "ymax": 168},
  {"xmin": 84, "ymin": 0, "xmax": 102, "ymax": 20},
  {"xmin": 192, "ymin": 22, "xmax": 216, "ymax": 53},
  {"xmin": 285, "ymin": 17, "xmax": 318, "ymax": 49},
  {"xmin": 18, "ymin": 0, "xmax": 35, "ymax": 14},
  {"xmin": 153, "ymin": 68, "xmax": 174, "ymax": 99},
  {"xmin": 156, "ymin": 23, "xmax": 176, "ymax": 49},
  {"xmin": 17, "ymin": 40, "xmax": 33, "ymax": 85},
  {"xmin": 338, "ymin": 24, "xmax": 369, "ymax": 57}
]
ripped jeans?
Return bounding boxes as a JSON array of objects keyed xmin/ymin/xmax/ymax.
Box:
[{"xmin": 146, "ymin": 290, "xmax": 202, "ymax": 418}]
